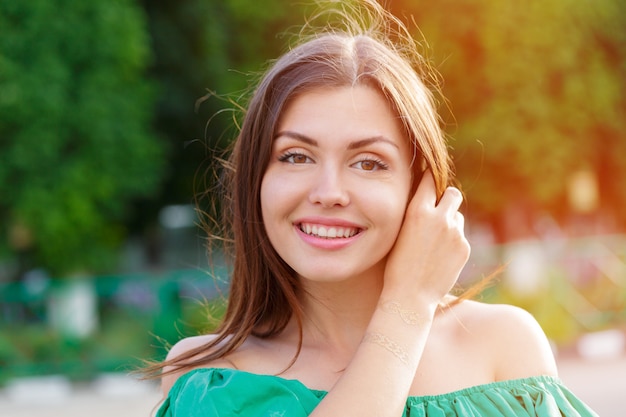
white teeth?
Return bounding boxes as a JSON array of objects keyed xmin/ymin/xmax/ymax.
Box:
[{"xmin": 300, "ymin": 223, "xmax": 358, "ymax": 239}]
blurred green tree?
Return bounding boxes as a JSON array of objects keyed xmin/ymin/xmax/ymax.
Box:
[
  {"xmin": 394, "ymin": 0, "xmax": 626, "ymax": 239},
  {"xmin": 0, "ymin": 1, "xmax": 165, "ymax": 278},
  {"xmin": 139, "ymin": 0, "xmax": 305, "ymax": 209}
]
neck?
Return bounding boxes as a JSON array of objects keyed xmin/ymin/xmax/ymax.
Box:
[{"xmin": 296, "ymin": 266, "xmax": 384, "ymax": 352}]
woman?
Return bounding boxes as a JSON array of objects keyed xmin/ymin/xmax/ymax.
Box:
[{"xmin": 152, "ymin": 1, "xmax": 598, "ymax": 416}]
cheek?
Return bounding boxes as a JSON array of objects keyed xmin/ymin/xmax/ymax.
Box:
[
  {"xmin": 386, "ymin": 200, "xmax": 408, "ymax": 235},
  {"xmin": 260, "ymin": 170, "xmax": 298, "ymax": 224},
  {"xmin": 259, "ymin": 175, "xmax": 274, "ymax": 223},
  {"xmin": 363, "ymin": 184, "xmax": 409, "ymax": 230},
  {"xmin": 387, "ymin": 179, "xmax": 412, "ymax": 224},
  {"xmin": 260, "ymin": 175, "xmax": 280, "ymax": 251}
]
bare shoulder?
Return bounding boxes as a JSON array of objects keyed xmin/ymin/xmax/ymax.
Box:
[
  {"xmin": 161, "ymin": 334, "xmax": 235, "ymax": 396},
  {"xmin": 443, "ymin": 299, "xmax": 558, "ymax": 380}
]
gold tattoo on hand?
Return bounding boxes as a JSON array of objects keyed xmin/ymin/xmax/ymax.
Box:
[
  {"xmin": 381, "ymin": 301, "xmax": 423, "ymax": 325},
  {"xmin": 363, "ymin": 332, "xmax": 409, "ymax": 364}
]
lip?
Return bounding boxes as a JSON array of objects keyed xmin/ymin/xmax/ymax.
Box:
[{"xmin": 293, "ymin": 217, "xmax": 364, "ymax": 250}]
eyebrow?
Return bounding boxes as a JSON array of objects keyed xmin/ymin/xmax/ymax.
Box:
[{"xmin": 274, "ymin": 130, "xmax": 399, "ymax": 150}]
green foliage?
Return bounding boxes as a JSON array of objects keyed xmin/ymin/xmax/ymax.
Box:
[
  {"xmin": 0, "ymin": 272, "xmax": 227, "ymax": 382},
  {"xmin": 0, "ymin": 318, "xmax": 155, "ymax": 383},
  {"xmin": 142, "ymin": 0, "xmax": 307, "ymax": 207},
  {"xmin": 394, "ymin": 0, "xmax": 626, "ymax": 230},
  {"xmin": 2, "ymin": 0, "xmax": 623, "ymax": 276},
  {"xmin": 0, "ymin": 0, "xmax": 165, "ymax": 276},
  {"xmin": 180, "ymin": 295, "xmax": 228, "ymax": 335}
]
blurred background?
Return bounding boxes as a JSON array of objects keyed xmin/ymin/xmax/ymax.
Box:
[{"xmin": 0, "ymin": 0, "xmax": 625, "ymax": 416}]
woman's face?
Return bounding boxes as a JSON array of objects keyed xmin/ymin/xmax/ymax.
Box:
[{"xmin": 260, "ymin": 85, "xmax": 413, "ymax": 285}]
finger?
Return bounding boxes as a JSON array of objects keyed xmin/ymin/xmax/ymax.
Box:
[
  {"xmin": 455, "ymin": 211, "xmax": 465, "ymax": 234},
  {"xmin": 455, "ymin": 212, "xmax": 471, "ymax": 257},
  {"xmin": 410, "ymin": 169, "xmax": 437, "ymax": 208},
  {"xmin": 437, "ymin": 186, "xmax": 464, "ymax": 213}
]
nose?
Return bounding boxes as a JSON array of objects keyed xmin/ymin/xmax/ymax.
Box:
[{"xmin": 308, "ymin": 167, "xmax": 350, "ymax": 208}]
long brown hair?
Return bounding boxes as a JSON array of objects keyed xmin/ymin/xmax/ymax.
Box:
[{"xmin": 148, "ymin": 0, "xmax": 458, "ymax": 379}]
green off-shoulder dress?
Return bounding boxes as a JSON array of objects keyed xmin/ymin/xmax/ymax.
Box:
[{"xmin": 156, "ymin": 368, "xmax": 598, "ymax": 417}]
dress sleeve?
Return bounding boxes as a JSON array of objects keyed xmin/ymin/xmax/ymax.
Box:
[
  {"xmin": 405, "ymin": 376, "xmax": 599, "ymax": 417},
  {"xmin": 156, "ymin": 368, "xmax": 325, "ymax": 417},
  {"xmin": 157, "ymin": 371, "xmax": 597, "ymax": 417}
]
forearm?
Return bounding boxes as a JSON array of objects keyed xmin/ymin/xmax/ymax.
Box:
[{"xmin": 309, "ymin": 297, "xmax": 437, "ymax": 417}]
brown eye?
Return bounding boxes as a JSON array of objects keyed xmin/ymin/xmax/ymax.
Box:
[
  {"xmin": 361, "ymin": 160, "xmax": 376, "ymax": 171},
  {"xmin": 293, "ymin": 154, "xmax": 308, "ymax": 164},
  {"xmin": 352, "ymin": 158, "xmax": 389, "ymax": 171},
  {"xmin": 278, "ymin": 152, "xmax": 313, "ymax": 164}
]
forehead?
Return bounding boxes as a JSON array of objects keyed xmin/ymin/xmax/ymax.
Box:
[{"xmin": 277, "ymin": 85, "xmax": 408, "ymax": 148}]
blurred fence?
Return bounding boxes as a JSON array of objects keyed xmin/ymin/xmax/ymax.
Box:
[
  {"xmin": 0, "ymin": 268, "xmax": 228, "ymax": 385},
  {"xmin": 0, "ymin": 234, "xmax": 625, "ymax": 385},
  {"xmin": 463, "ymin": 233, "xmax": 626, "ymax": 345}
]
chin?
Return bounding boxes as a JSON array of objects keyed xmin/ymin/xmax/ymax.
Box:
[{"xmin": 295, "ymin": 264, "xmax": 383, "ymax": 286}]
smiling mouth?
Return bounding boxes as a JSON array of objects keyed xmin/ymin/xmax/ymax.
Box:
[{"xmin": 298, "ymin": 223, "xmax": 361, "ymax": 239}]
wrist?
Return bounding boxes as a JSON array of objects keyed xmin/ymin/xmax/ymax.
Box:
[{"xmin": 378, "ymin": 289, "xmax": 440, "ymax": 317}]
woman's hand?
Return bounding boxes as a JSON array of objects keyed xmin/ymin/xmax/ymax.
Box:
[{"xmin": 382, "ymin": 170, "xmax": 470, "ymax": 306}]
